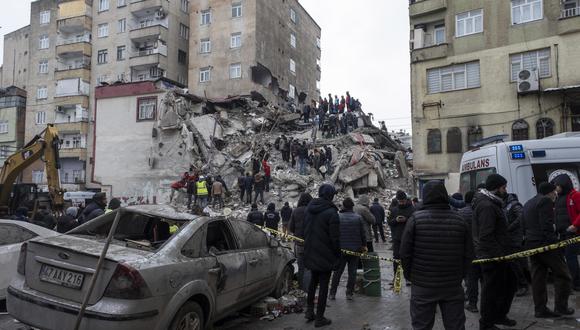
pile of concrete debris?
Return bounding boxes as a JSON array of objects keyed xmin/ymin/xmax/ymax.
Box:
[{"xmin": 151, "ymin": 89, "xmax": 411, "ymax": 212}]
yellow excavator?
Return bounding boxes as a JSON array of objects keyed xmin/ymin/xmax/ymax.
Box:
[{"xmin": 0, "ymin": 124, "xmax": 65, "ymax": 216}]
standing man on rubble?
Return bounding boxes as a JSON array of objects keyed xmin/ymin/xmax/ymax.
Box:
[
  {"xmin": 303, "ymin": 102, "xmax": 311, "ymax": 123},
  {"xmin": 291, "ymin": 139, "xmax": 299, "ymax": 168},
  {"xmin": 370, "ymin": 198, "xmax": 387, "ymax": 243},
  {"xmin": 247, "ymin": 204, "xmax": 264, "ymax": 226},
  {"xmin": 254, "ymin": 172, "xmax": 265, "ymax": 204},
  {"xmin": 262, "ymin": 157, "xmax": 271, "ymax": 192},
  {"xmin": 195, "ymin": 176, "xmax": 209, "ymax": 209},
  {"xmin": 243, "ymin": 172, "xmax": 254, "ymax": 205},
  {"xmin": 212, "ymin": 179, "xmax": 224, "ymax": 209},
  {"xmin": 354, "ymin": 195, "xmax": 376, "ymax": 252},
  {"xmin": 298, "ymin": 141, "xmax": 309, "ymax": 175},
  {"xmin": 280, "ymin": 135, "xmax": 289, "ymax": 162}
]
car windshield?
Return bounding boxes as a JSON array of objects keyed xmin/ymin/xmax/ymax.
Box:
[
  {"xmin": 460, "ymin": 167, "xmax": 496, "ymax": 194},
  {"xmin": 68, "ymin": 210, "xmax": 188, "ymax": 252}
]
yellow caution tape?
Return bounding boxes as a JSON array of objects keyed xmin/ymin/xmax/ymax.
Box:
[
  {"xmin": 473, "ymin": 236, "xmax": 580, "ymax": 264},
  {"xmin": 393, "ymin": 264, "xmax": 403, "ymax": 295}
]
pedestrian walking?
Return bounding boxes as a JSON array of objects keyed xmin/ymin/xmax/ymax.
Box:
[
  {"xmin": 522, "ymin": 182, "xmax": 574, "ymax": 318},
  {"xmin": 370, "ymin": 198, "xmax": 387, "ymax": 243},
  {"xmin": 281, "ymin": 202, "xmax": 293, "ymax": 236},
  {"xmin": 212, "ymin": 179, "xmax": 224, "ymax": 209},
  {"xmin": 304, "ymin": 184, "xmax": 340, "ymax": 328},
  {"xmin": 289, "ymin": 193, "xmax": 313, "ymax": 291},
  {"xmin": 472, "ymin": 174, "xmax": 517, "ymax": 330},
  {"xmin": 459, "ymin": 191, "xmax": 481, "ymax": 313},
  {"xmin": 247, "ymin": 204, "xmax": 264, "ymax": 226},
  {"xmin": 388, "ymin": 191, "xmax": 415, "ymax": 282},
  {"xmin": 552, "ymin": 173, "xmax": 580, "ymax": 291},
  {"xmin": 254, "ymin": 173, "xmax": 265, "ymax": 204},
  {"xmin": 329, "ymin": 198, "xmax": 366, "ymax": 301},
  {"xmin": 400, "ymin": 180, "xmax": 474, "ymax": 330},
  {"xmin": 354, "ymin": 195, "xmax": 376, "ymax": 252}
]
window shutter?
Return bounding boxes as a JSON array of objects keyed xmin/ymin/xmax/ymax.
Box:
[
  {"xmin": 427, "ymin": 69, "xmax": 440, "ymax": 94},
  {"xmin": 466, "ymin": 62, "xmax": 480, "ymax": 88}
]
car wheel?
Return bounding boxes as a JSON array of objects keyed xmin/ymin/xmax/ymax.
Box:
[
  {"xmin": 273, "ymin": 265, "xmax": 293, "ymax": 298},
  {"xmin": 170, "ymin": 301, "xmax": 205, "ymax": 330}
]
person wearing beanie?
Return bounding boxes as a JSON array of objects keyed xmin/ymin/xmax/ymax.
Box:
[
  {"xmin": 106, "ymin": 198, "xmax": 121, "ymax": 213},
  {"xmin": 387, "ymin": 190, "xmax": 415, "ymax": 284},
  {"xmin": 522, "ymin": 182, "xmax": 574, "ymax": 318},
  {"xmin": 304, "ymin": 184, "xmax": 340, "ymax": 327},
  {"xmin": 400, "ymin": 181, "xmax": 473, "ymax": 329},
  {"xmin": 472, "ymin": 174, "xmax": 517, "ymax": 329},
  {"xmin": 354, "ymin": 194, "xmax": 376, "ymax": 252},
  {"xmin": 280, "ymin": 201, "xmax": 293, "ymax": 237},
  {"xmin": 264, "ymin": 202, "xmax": 280, "ymax": 233},
  {"xmin": 450, "ymin": 192, "xmax": 466, "ymax": 210},
  {"xmin": 78, "ymin": 192, "xmax": 107, "ymax": 224},
  {"xmin": 552, "ymin": 173, "xmax": 580, "ymax": 291},
  {"xmin": 370, "ymin": 197, "xmax": 387, "ymax": 243},
  {"xmin": 246, "ymin": 204, "xmax": 264, "ymax": 226}
]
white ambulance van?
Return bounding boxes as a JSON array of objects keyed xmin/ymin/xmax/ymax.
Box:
[{"xmin": 459, "ymin": 133, "xmax": 580, "ymax": 204}]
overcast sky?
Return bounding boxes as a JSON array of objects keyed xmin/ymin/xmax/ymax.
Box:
[{"xmin": 0, "ymin": 0, "xmax": 411, "ymax": 131}]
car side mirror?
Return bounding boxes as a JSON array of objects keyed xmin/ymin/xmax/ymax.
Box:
[{"xmin": 269, "ymin": 237, "xmax": 280, "ymax": 248}]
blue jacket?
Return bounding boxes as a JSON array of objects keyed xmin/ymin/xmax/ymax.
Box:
[
  {"xmin": 370, "ymin": 202, "xmax": 385, "ymax": 224},
  {"xmin": 338, "ymin": 210, "xmax": 366, "ymax": 252}
]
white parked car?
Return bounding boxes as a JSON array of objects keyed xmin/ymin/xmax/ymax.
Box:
[{"xmin": 0, "ymin": 220, "xmax": 57, "ymax": 301}]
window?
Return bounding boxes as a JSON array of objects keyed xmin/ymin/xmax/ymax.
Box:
[
  {"xmin": 231, "ymin": 220, "xmax": 269, "ymax": 249},
  {"xmin": 456, "ymin": 9, "xmax": 483, "ymax": 37},
  {"xmin": 509, "ymin": 48, "xmax": 550, "ymax": 82},
  {"xmin": 290, "ymin": 33, "xmax": 296, "ymax": 48},
  {"xmin": 427, "ymin": 61, "xmax": 480, "ymax": 94},
  {"xmin": 32, "ymin": 170, "xmax": 44, "ymax": 184},
  {"xmin": 427, "ymin": 129, "xmax": 442, "ymax": 154},
  {"xmin": 182, "ymin": 228, "xmax": 203, "ymax": 258},
  {"xmin": 38, "ymin": 60, "xmax": 48, "ymax": 74},
  {"xmin": 230, "ymin": 63, "xmax": 242, "ymax": 79},
  {"xmin": 536, "ymin": 118, "xmax": 554, "ymax": 139},
  {"xmin": 289, "ymin": 84, "xmax": 296, "ymax": 99},
  {"xmin": 447, "ymin": 127, "xmax": 462, "ymax": 153},
  {"xmin": 117, "ymin": 73, "xmax": 125, "ymax": 81},
  {"xmin": 0, "ymin": 146, "xmax": 9, "ymax": 158},
  {"xmin": 204, "ymin": 221, "xmax": 237, "ymax": 254},
  {"xmin": 316, "ymin": 37, "xmax": 321, "ymax": 49},
  {"xmin": 117, "ymin": 0, "xmax": 126, "ymax": 7},
  {"xmin": 200, "ymin": 38, "xmax": 211, "ymax": 53},
  {"xmin": 290, "ymin": 8, "xmax": 297, "ymax": 23},
  {"xmin": 178, "ymin": 50, "xmax": 187, "ymax": 65},
  {"xmin": 0, "ymin": 121, "xmax": 8, "ymax": 134},
  {"xmin": 512, "ymin": 120, "xmax": 529, "ymax": 141},
  {"xmin": 40, "ymin": 10, "xmax": 50, "ymax": 25},
  {"xmin": 39, "ymin": 35, "xmax": 49, "ymax": 49},
  {"xmin": 201, "ymin": 9, "xmax": 211, "ymax": 25},
  {"xmin": 118, "ymin": 19, "xmax": 126, "ymax": 33},
  {"xmin": 137, "ymin": 98, "xmax": 156, "ymax": 121},
  {"xmin": 35, "ymin": 111, "xmax": 46, "ymax": 124},
  {"xmin": 0, "ymin": 224, "xmax": 37, "ymax": 246},
  {"xmin": 316, "ymin": 80, "xmax": 321, "ymax": 91},
  {"xmin": 290, "ymin": 59, "xmax": 296, "ymax": 74},
  {"xmin": 98, "ymin": 49, "xmax": 108, "ymax": 64},
  {"xmin": 37, "ymin": 87, "xmax": 47, "ymax": 100},
  {"xmin": 98, "ymin": 23, "xmax": 109, "ymax": 38},
  {"xmin": 181, "ymin": 0, "xmax": 189, "ymax": 13},
  {"xmin": 562, "ymin": 0, "xmax": 580, "ymax": 18},
  {"xmin": 230, "ymin": 32, "xmax": 241, "ymax": 48},
  {"xmin": 434, "ymin": 24, "xmax": 446, "ymax": 44},
  {"xmin": 117, "ymin": 45, "xmax": 126, "ymax": 60},
  {"xmin": 179, "ymin": 24, "xmax": 189, "ymax": 40},
  {"xmin": 512, "ymin": 0, "xmax": 543, "ymax": 25},
  {"xmin": 99, "ymin": 0, "xmax": 109, "ymax": 12},
  {"xmin": 467, "ymin": 126, "xmax": 483, "ymax": 149},
  {"xmin": 199, "ymin": 67, "xmax": 211, "ymax": 82},
  {"xmin": 232, "ymin": 2, "xmax": 242, "ymax": 18}
]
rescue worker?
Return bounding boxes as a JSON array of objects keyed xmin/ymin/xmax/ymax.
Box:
[{"xmin": 196, "ymin": 176, "xmax": 209, "ymax": 209}]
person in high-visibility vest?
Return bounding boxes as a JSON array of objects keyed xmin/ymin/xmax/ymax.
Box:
[{"xmin": 196, "ymin": 176, "xmax": 209, "ymax": 209}]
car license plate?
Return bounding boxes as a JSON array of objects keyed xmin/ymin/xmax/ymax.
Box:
[{"xmin": 39, "ymin": 264, "xmax": 85, "ymax": 290}]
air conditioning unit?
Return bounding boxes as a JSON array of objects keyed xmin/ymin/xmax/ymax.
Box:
[
  {"xmin": 155, "ymin": 9, "xmax": 166, "ymax": 19},
  {"xmin": 517, "ymin": 69, "xmax": 539, "ymax": 93}
]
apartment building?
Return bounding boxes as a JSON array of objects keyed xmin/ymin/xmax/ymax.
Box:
[
  {"xmin": 409, "ymin": 0, "xmax": 580, "ymax": 193},
  {"xmin": 1, "ymin": 26, "xmax": 31, "ymax": 89},
  {"xmin": 1, "ymin": 0, "xmax": 189, "ymax": 191},
  {"xmin": 188, "ymin": 0, "xmax": 321, "ymax": 106},
  {"xmin": 0, "ymin": 86, "xmax": 27, "ymax": 166}
]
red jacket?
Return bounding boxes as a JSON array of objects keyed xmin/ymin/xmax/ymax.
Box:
[
  {"xmin": 262, "ymin": 160, "xmax": 271, "ymax": 177},
  {"xmin": 568, "ymin": 189, "xmax": 580, "ymax": 228}
]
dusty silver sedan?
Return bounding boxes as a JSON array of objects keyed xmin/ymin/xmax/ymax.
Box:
[{"xmin": 7, "ymin": 205, "xmax": 294, "ymax": 330}]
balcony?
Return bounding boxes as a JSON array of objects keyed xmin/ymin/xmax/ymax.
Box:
[
  {"xmin": 55, "ymin": 66, "xmax": 91, "ymax": 81},
  {"xmin": 59, "ymin": 148, "xmax": 87, "ymax": 160},
  {"xmin": 56, "ymin": 40, "xmax": 91, "ymax": 57},
  {"xmin": 411, "ymin": 43, "xmax": 448, "ymax": 63},
  {"xmin": 55, "ymin": 105, "xmax": 89, "ymax": 125},
  {"xmin": 130, "ymin": 0, "xmax": 164, "ymax": 12},
  {"xmin": 57, "ymin": 15, "xmax": 92, "ymax": 33},
  {"xmin": 130, "ymin": 45, "xmax": 168, "ymax": 67},
  {"xmin": 54, "ymin": 95, "xmax": 89, "ymax": 109},
  {"xmin": 54, "ymin": 121, "xmax": 89, "ymax": 135},
  {"xmin": 58, "ymin": 1, "xmax": 92, "ymax": 20},
  {"xmin": 55, "ymin": 78, "xmax": 90, "ymax": 98},
  {"xmin": 129, "ymin": 23, "xmax": 168, "ymax": 41},
  {"xmin": 410, "ymin": 0, "xmax": 447, "ymax": 18},
  {"xmin": 561, "ymin": 6, "xmax": 580, "ymax": 19}
]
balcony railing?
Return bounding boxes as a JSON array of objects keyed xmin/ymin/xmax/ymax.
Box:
[
  {"xmin": 56, "ymin": 62, "xmax": 90, "ymax": 71},
  {"xmin": 57, "ymin": 34, "xmax": 91, "ymax": 46},
  {"xmin": 561, "ymin": 6, "xmax": 580, "ymax": 18},
  {"xmin": 131, "ymin": 45, "xmax": 167, "ymax": 57},
  {"xmin": 129, "ymin": 19, "xmax": 168, "ymax": 31}
]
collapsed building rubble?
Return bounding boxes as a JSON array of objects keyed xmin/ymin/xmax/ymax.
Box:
[{"xmin": 119, "ymin": 82, "xmax": 411, "ymax": 212}]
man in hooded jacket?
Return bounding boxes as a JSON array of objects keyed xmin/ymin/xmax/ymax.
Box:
[
  {"xmin": 78, "ymin": 192, "xmax": 107, "ymax": 225},
  {"xmin": 289, "ymin": 193, "xmax": 313, "ymax": 291},
  {"xmin": 472, "ymin": 174, "xmax": 517, "ymax": 330},
  {"xmin": 401, "ymin": 181, "xmax": 473, "ymax": 330},
  {"xmin": 388, "ymin": 191, "xmax": 415, "ymax": 282},
  {"xmin": 304, "ymin": 184, "xmax": 340, "ymax": 328},
  {"xmin": 552, "ymin": 173, "xmax": 580, "ymax": 291}
]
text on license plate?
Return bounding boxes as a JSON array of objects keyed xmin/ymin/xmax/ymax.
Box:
[{"xmin": 39, "ymin": 264, "xmax": 85, "ymax": 289}]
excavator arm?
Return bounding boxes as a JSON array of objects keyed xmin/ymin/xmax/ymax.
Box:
[{"xmin": 0, "ymin": 124, "xmax": 65, "ymax": 212}]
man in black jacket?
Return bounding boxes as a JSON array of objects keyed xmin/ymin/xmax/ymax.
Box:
[
  {"xmin": 503, "ymin": 193, "xmax": 530, "ymax": 297},
  {"xmin": 522, "ymin": 182, "xmax": 573, "ymax": 318},
  {"xmin": 289, "ymin": 193, "xmax": 313, "ymax": 290},
  {"xmin": 78, "ymin": 192, "xmax": 107, "ymax": 225},
  {"xmin": 459, "ymin": 191, "xmax": 481, "ymax": 313},
  {"xmin": 400, "ymin": 181, "xmax": 473, "ymax": 330},
  {"xmin": 304, "ymin": 184, "xmax": 340, "ymax": 328},
  {"xmin": 280, "ymin": 202, "xmax": 293, "ymax": 236},
  {"xmin": 388, "ymin": 191, "xmax": 415, "ymax": 283},
  {"xmin": 370, "ymin": 198, "xmax": 386, "ymax": 243},
  {"xmin": 246, "ymin": 204, "xmax": 264, "ymax": 226},
  {"xmin": 473, "ymin": 174, "xmax": 517, "ymax": 330}
]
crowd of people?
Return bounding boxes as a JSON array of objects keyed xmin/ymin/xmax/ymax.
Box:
[
  {"xmin": 299, "ymin": 92, "xmax": 363, "ymax": 140},
  {"xmin": 9, "ymin": 192, "xmax": 121, "ymax": 233},
  {"xmin": 170, "ymin": 169, "xmax": 230, "ymax": 210},
  {"xmin": 240, "ymin": 171, "xmax": 580, "ymax": 329}
]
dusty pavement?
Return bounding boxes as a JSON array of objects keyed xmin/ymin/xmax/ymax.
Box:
[{"xmin": 1, "ymin": 242, "xmax": 579, "ymax": 330}]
